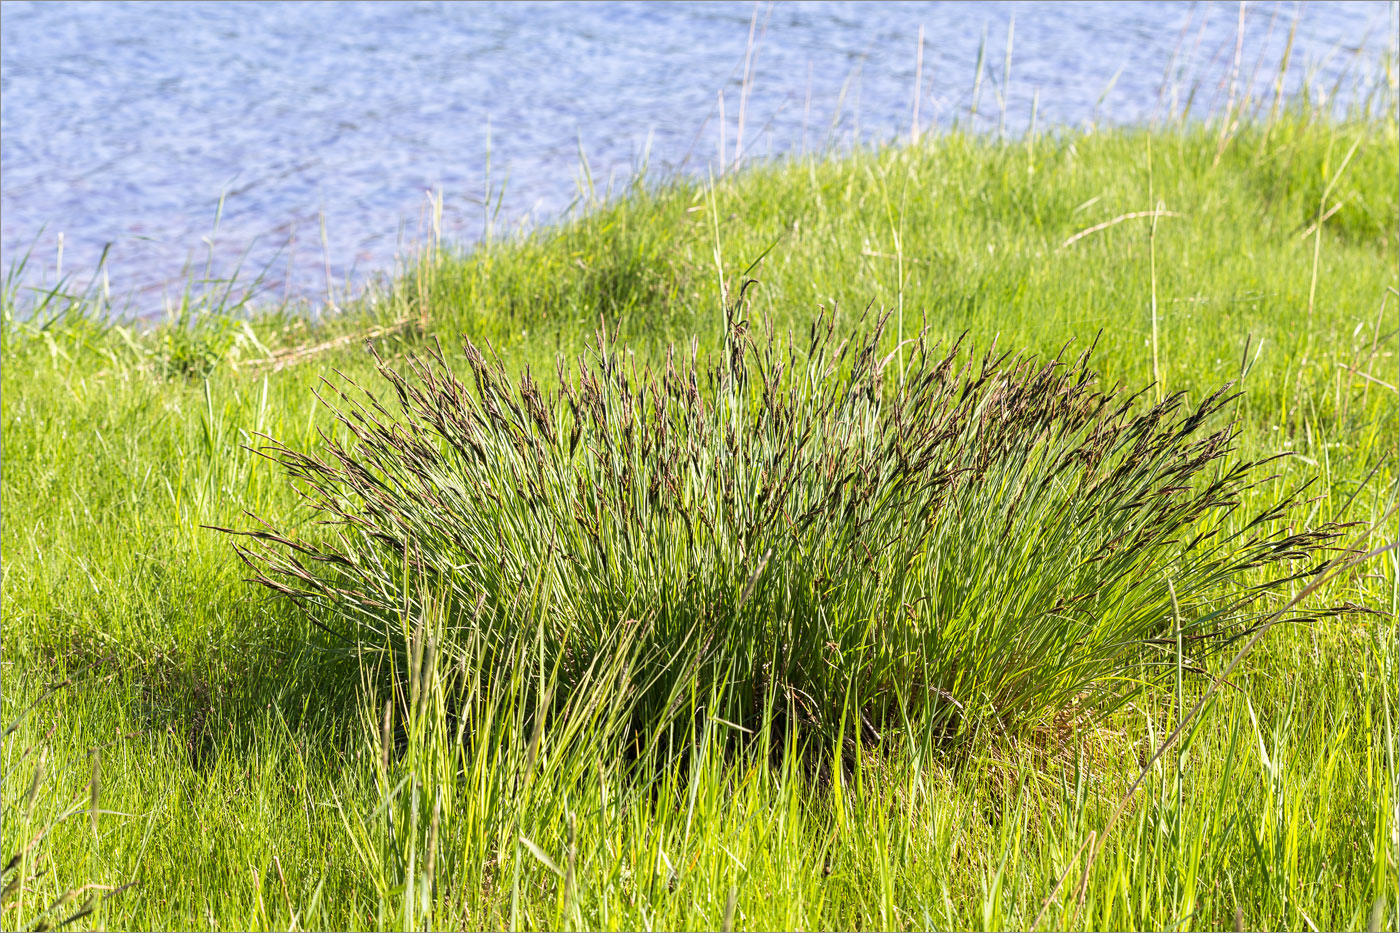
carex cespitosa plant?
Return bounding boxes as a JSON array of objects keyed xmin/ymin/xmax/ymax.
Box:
[{"xmin": 224, "ymin": 298, "xmax": 1348, "ymax": 750}]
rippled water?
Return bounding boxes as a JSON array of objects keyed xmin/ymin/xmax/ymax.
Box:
[{"xmin": 1, "ymin": 1, "xmax": 1393, "ymax": 314}]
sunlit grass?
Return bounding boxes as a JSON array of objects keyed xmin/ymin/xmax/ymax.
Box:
[{"xmin": 2, "ymin": 107, "xmax": 1396, "ymax": 930}]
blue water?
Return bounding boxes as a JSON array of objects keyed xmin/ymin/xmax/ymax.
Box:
[{"xmin": 1, "ymin": 1, "xmax": 1393, "ymax": 314}]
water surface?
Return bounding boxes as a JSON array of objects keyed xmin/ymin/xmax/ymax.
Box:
[{"xmin": 1, "ymin": 0, "xmax": 1392, "ymax": 313}]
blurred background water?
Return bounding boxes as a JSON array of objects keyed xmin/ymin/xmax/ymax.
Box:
[{"xmin": 1, "ymin": 0, "xmax": 1394, "ymax": 315}]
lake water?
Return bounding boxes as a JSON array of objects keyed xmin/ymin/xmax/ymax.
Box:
[{"xmin": 1, "ymin": 0, "xmax": 1394, "ymax": 315}]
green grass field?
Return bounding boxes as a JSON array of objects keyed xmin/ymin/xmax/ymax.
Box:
[{"xmin": 3, "ymin": 110, "xmax": 1397, "ymax": 931}]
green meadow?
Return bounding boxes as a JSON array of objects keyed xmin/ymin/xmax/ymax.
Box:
[{"xmin": 3, "ymin": 109, "xmax": 1397, "ymax": 930}]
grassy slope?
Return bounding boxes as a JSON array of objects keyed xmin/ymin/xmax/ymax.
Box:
[{"xmin": 2, "ymin": 117, "xmax": 1397, "ymax": 931}]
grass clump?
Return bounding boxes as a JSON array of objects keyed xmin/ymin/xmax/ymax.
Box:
[{"xmin": 227, "ymin": 299, "xmax": 1348, "ymax": 747}]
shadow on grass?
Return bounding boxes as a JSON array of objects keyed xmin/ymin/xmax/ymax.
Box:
[{"xmin": 23, "ymin": 593, "xmax": 369, "ymax": 775}]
